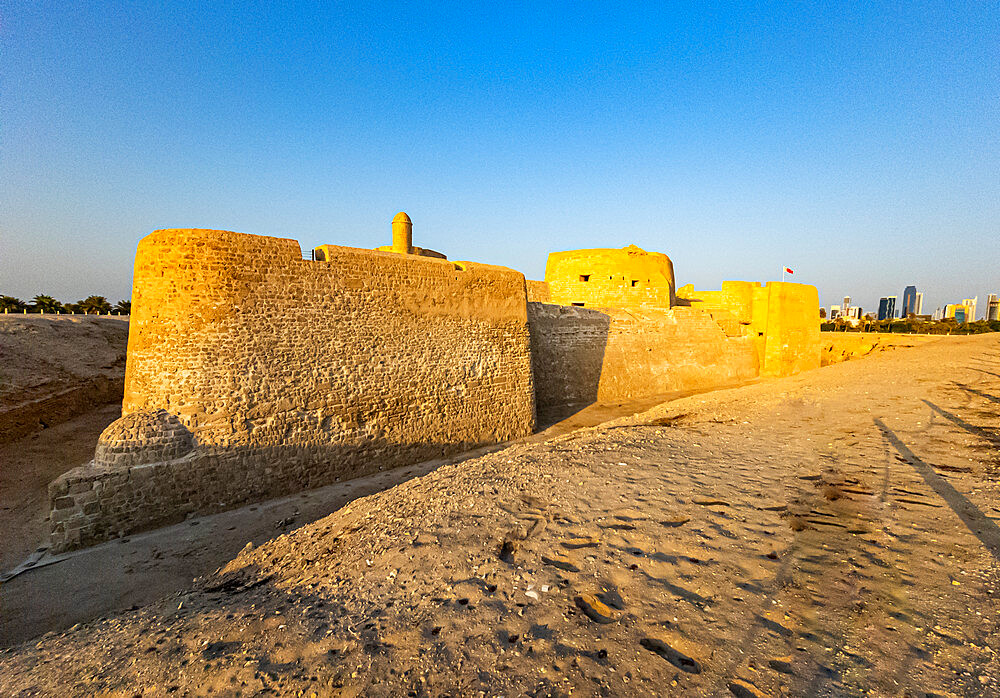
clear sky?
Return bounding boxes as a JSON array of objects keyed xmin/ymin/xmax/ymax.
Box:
[{"xmin": 2, "ymin": 2, "xmax": 998, "ymax": 315}]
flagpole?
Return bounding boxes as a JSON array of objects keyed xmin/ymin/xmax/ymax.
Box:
[{"xmin": 781, "ymin": 266, "xmax": 785, "ymax": 282}]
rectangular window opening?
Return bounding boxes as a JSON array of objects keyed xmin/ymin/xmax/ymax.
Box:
[
  {"xmin": 631, "ymin": 279, "xmax": 639, "ymax": 287},
  {"xmin": 579, "ymin": 274, "xmax": 590, "ymax": 282},
  {"xmin": 572, "ymin": 302, "xmax": 585, "ymax": 307}
]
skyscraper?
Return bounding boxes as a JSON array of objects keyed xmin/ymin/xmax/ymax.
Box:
[
  {"xmin": 963, "ymin": 297, "xmax": 978, "ymax": 322},
  {"xmin": 901, "ymin": 286, "xmax": 918, "ymax": 316},
  {"xmin": 945, "ymin": 301, "xmax": 977, "ymax": 323},
  {"xmin": 878, "ymin": 296, "xmax": 896, "ymax": 321},
  {"xmin": 914, "ymin": 292, "xmax": 923, "ymax": 316},
  {"xmin": 988, "ymin": 294, "xmax": 999, "ymax": 322}
]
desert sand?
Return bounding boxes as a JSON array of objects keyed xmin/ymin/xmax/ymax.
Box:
[{"xmin": 1, "ymin": 333, "xmax": 998, "ymax": 696}]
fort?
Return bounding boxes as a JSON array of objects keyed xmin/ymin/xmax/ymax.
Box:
[{"xmin": 47, "ymin": 215, "xmax": 820, "ymax": 551}]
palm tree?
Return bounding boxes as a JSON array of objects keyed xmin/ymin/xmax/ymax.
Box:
[
  {"xmin": 31, "ymin": 295, "xmax": 64, "ymax": 313},
  {"xmin": 0, "ymin": 296, "xmax": 27, "ymax": 313},
  {"xmin": 77, "ymin": 295, "xmax": 113, "ymax": 315},
  {"xmin": 114, "ymin": 299, "xmax": 132, "ymax": 315}
]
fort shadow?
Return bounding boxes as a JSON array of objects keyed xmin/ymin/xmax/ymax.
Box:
[{"xmin": 0, "ymin": 438, "xmax": 509, "ymax": 648}]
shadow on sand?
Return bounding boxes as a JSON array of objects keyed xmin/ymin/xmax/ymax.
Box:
[{"xmin": 875, "ymin": 417, "xmax": 1000, "ymax": 562}]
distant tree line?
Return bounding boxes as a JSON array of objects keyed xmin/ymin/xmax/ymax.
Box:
[
  {"xmin": 0, "ymin": 294, "xmax": 130, "ymax": 315},
  {"xmin": 821, "ymin": 316, "xmax": 1000, "ymax": 335}
]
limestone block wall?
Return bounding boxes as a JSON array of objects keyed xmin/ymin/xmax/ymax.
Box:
[
  {"xmin": 678, "ymin": 281, "xmax": 821, "ymax": 377},
  {"xmin": 543, "ymin": 246, "xmax": 675, "ymax": 309},
  {"xmin": 50, "ymin": 228, "xmax": 535, "ymax": 551},
  {"xmin": 528, "ymin": 302, "xmax": 758, "ymax": 411},
  {"xmin": 526, "ymin": 280, "xmax": 551, "ymax": 303},
  {"xmin": 759, "ymin": 282, "xmax": 821, "ymax": 376}
]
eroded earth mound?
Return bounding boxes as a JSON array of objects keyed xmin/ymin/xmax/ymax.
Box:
[{"xmin": 0, "ymin": 315, "xmax": 127, "ymax": 443}]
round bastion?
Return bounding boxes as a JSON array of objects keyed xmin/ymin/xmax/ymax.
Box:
[{"xmin": 94, "ymin": 409, "xmax": 195, "ymax": 469}]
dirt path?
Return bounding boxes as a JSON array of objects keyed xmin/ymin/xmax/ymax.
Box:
[
  {"xmin": 2, "ymin": 334, "xmax": 998, "ymax": 697},
  {"xmin": 0, "ymin": 404, "xmax": 121, "ymax": 570}
]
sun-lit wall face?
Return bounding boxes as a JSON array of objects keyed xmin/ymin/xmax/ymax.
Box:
[
  {"xmin": 37, "ymin": 227, "xmax": 540, "ymax": 551},
  {"xmin": 543, "ymin": 246, "xmax": 675, "ymax": 309},
  {"xmin": 678, "ymin": 280, "xmax": 821, "ymax": 377}
]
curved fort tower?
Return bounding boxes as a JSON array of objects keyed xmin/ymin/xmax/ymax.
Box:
[{"xmin": 48, "ymin": 216, "xmax": 820, "ymax": 551}]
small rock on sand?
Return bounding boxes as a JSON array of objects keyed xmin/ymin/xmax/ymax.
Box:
[
  {"xmin": 639, "ymin": 636, "xmax": 702, "ymax": 673},
  {"xmin": 768, "ymin": 656, "xmax": 793, "ymax": 674},
  {"xmin": 728, "ymin": 678, "xmax": 771, "ymax": 697},
  {"xmin": 574, "ymin": 594, "xmax": 618, "ymax": 624},
  {"xmin": 499, "ymin": 538, "xmax": 518, "ymax": 563},
  {"xmin": 542, "ymin": 553, "xmax": 580, "ymax": 572},
  {"xmin": 561, "ymin": 535, "xmax": 600, "ymax": 549}
]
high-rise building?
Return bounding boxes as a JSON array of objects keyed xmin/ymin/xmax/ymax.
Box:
[
  {"xmin": 829, "ymin": 305, "xmax": 841, "ymax": 320},
  {"xmin": 878, "ymin": 296, "xmax": 896, "ymax": 321},
  {"xmin": 901, "ymin": 286, "xmax": 918, "ymax": 316},
  {"xmin": 914, "ymin": 292, "xmax": 923, "ymax": 316},
  {"xmin": 945, "ymin": 301, "xmax": 977, "ymax": 323},
  {"xmin": 842, "ymin": 296, "xmax": 851, "ymax": 315},
  {"xmin": 987, "ymin": 294, "xmax": 999, "ymax": 322},
  {"xmin": 933, "ymin": 307, "xmax": 943, "ymax": 321},
  {"xmin": 963, "ymin": 297, "xmax": 978, "ymax": 322}
]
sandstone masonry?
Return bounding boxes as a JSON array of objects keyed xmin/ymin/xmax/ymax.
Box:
[{"xmin": 49, "ymin": 227, "xmax": 535, "ymax": 550}]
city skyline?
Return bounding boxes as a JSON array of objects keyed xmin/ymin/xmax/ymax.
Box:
[{"xmin": 829, "ymin": 286, "xmax": 996, "ymax": 322}]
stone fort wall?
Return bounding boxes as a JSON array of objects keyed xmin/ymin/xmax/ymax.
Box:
[
  {"xmin": 47, "ymin": 228, "xmax": 823, "ymax": 552},
  {"xmin": 678, "ymin": 281, "xmax": 821, "ymax": 377},
  {"xmin": 49, "ymin": 228, "xmax": 535, "ymax": 551},
  {"xmin": 543, "ymin": 245, "xmax": 676, "ymax": 309},
  {"xmin": 528, "ymin": 303, "xmax": 759, "ymax": 412}
]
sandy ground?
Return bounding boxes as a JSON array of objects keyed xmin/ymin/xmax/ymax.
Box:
[
  {"xmin": 2, "ymin": 334, "xmax": 999, "ymax": 697},
  {"xmin": 0, "ymin": 315, "xmax": 126, "ymax": 401},
  {"xmin": 0, "ymin": 404, "xmax": 121, "ymax": 571},
  {"xmin": 0, "ymin": 384, "xmax": 707, "ymax": 647}
]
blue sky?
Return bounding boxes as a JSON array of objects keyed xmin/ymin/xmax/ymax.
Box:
[{"xmin": 2, "ymin": 2, "xmax": 998, "ymax": 315}]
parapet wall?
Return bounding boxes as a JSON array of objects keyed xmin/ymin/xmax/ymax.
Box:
[
  {"xmin": 679, "ymin": 281, "xmax": 821, "ymax": 377},
  {"xmin": 528, "ymin": 303, "xmax": 758, "ymax": 412},
  {"xmin": 49, "ymin": 229, "xmax": 535, "ymax": 551},
  {"xmin": 543, "ymin": 246, "xmax": 675, "ymax": 309}
]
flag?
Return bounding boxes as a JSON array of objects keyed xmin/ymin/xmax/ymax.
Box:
[{"xmin": 784, "ymin": 267, "xmax": 794, "ymax": 274}]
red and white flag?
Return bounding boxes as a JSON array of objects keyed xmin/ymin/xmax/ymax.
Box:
[{"xmin": 784, "ymin": 267, "xmax": 794, "ymax": 274}]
